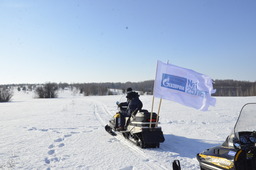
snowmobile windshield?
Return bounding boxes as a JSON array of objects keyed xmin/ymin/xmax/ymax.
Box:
[{"xmin": 234, "ymin": 103, "xmax": 256, "ymax": 138}]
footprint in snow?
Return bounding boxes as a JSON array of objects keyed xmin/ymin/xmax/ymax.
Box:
[
  {"xmin": 48, "ymin": 144, "xmax": 54, "ymax": 149},
  {"xmin": 50, "ymin": 157, "xmax": 59, "ymax": 162},
  {"xmin": 58, "ymin": 143, "xmax": 65, "ymax": 148},
  {"xmin": 28, "ymin": 127, "xmax": 37, "ymax": 131},
  {"xmin": 64, "ymin": 134, "xmax": 72, "ymax": 138},
  {"xmin": 45, "ymin": 157, "xmax": 50, "ymax": 164},
  {"xmin": 40, "ymin": 129, "xmax": 48, "ymax": 132},
  {"xmin": 48, "ymin": 150, "xmax": 55, "ymax": 155},
  {"xmin": 45, "ymin": 156, "xmax": 60, "ymax": 164},
  {"xmin": 143, "ymin": 159, "xmax": 150, "ymax": 162},
  {"xmin": 45, "ymin": 135, "xmax": 71, "ymax": 165},
  {"xmin": 54, "ymin": 138, "xmax": 63, "ymax": 142}
]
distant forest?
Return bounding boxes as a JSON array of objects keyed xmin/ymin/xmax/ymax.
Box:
[
  {"xmin": 2, "ymin": 79, "xmax": 256, "ymax": 96},
  {"xmin": 65, "ymin": 80, "xmax": 256, "ymax": 96},
  {"xmin": 213, "ymin": 79, "xmax": 256, "ymax": 96}
]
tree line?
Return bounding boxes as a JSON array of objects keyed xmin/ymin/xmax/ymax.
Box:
[
  {"xmin": 71, "ymin": 79, "xmax": 256, "ymax": 96},
  {"xmin": 1, "ymin": 79, "xmax": 256, "ymax": 102},
  {"xmin": 71, "ymin": 80, "xmax": 154, "ymax": 96},
  {"xmin": 56, "ymin": 80, "xmax": 256, "ymax": 96},
  {"xmin": 213, "ymin": 79, "xmax": 256, "ymax": 96}
]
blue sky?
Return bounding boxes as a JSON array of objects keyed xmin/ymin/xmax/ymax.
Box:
[{"xmin": 1, "ymin": 0, "xmax": 256, "ymax": 84}]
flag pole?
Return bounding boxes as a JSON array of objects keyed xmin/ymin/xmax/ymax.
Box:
[
  {"xmin": 156, "ymin": 98, "xmax": 162, "ymax": 127},
  {"xmin": 149, "ymin": 95, "xmax": 155, "ymax": 128},
  {"xmin": 150, "ymin": 60, "xmax": 160, "ymax": 128}
]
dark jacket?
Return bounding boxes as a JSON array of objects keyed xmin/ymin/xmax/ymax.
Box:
[{"xmin": 126, "ymin": 92, "xmax": 143, "ymax": 116}]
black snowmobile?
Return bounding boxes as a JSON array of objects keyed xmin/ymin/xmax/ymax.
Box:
[
  {"xmin": 105, "ymin": 101, "xmax": 165, "ymax": 148},
  {"xmin": 197, "ymin": 103, "xmax": 256, "ymax": 170}
]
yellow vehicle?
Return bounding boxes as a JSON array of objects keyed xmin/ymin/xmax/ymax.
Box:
[{"xmin": 197, "ymin": 103, "xmax": 256, "ymax": 170}]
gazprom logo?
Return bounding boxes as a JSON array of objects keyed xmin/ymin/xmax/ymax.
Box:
[
  {"xmin": 161, "ymin": 74, "xmax": 187, "ymax": 92},
  {"xmin": 161, "ymin": 73, "xmax": 208, "ymax": 97}
]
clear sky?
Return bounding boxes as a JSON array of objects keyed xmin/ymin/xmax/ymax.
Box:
[{"xmin": 1, "ymin": 0, "xmax": 256, "ymax": 84}]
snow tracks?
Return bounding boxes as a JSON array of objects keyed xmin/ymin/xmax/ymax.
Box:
[{"xmin": 92, "ymin": 100, "xmax": 170, "ymax": 170}]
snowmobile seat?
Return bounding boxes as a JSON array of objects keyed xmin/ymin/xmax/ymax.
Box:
[
  {"xmin": 133, "ymin": 110, "xmax": 158, "ymax": 122},
  {"xmin": 128, "ymin": 110, "xmax": 158, "ymax": 127}
]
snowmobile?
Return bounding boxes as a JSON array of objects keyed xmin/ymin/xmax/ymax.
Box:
[
  {"xmin": 105, "ymin": 102, "xmax": 165, "ymax": 148},
  {"xmin": 197, "ymin": 103, "xmax": 256, "ymax": 170}
]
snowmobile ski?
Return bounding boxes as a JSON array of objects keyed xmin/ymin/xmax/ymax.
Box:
[{"xmin": 105, "ymin": 125, "xmax": 117, "ymax": 136}]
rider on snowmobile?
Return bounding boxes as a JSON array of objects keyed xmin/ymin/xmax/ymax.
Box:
[{"xmin": 116, "ymin": 88, "xmax": 143, "ymax": 131}]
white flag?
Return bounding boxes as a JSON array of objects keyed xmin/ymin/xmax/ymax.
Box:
[{"xmin": 153, "ymin": 61, "xmax": 216, "ymax": 111}]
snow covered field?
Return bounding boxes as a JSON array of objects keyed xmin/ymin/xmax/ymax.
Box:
[{"xmin": 1, "ymin": 89, "xmax": 256, "ymax": 170}]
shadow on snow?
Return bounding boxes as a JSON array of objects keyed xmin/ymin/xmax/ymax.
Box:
[{"xmin": 159, "ymin": 134, "xmax": 221, "ymax": 159}]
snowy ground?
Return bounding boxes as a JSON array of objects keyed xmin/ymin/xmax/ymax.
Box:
[{"xmin": 1, "ymin": 89, "xmax": 256, "ymax": 170}]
